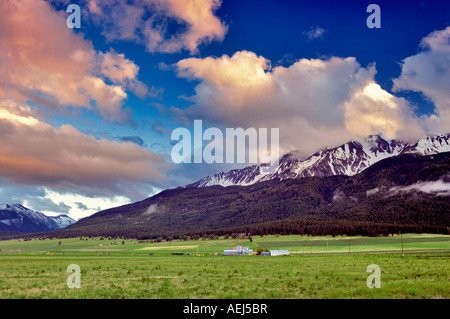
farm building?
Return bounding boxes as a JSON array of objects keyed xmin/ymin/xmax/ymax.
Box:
[
  {"xmin": 269, "ymin": 250, "xmax": 289, "ymax": 256},
  {"xmin": 223, "ymin": 245, "xmax": 253, "ymax": 256}
]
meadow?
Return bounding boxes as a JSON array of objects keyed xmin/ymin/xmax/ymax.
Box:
[{"xmin": 0, "ymin": 234, "xmax": 448, "ymax": 299}]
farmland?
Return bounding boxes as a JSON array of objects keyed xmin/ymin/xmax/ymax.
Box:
[{"xmin": 0, "ymin": 234, "xmax": 448, "ymax": 299}]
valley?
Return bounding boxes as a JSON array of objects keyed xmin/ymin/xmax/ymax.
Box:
[{"xmin": 0, "ymin": 234, "xmax": 448, "ymax": 299}]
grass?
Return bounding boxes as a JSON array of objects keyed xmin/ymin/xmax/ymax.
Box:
[{"xmin": 0, "ymin": 234, "xmax": 448, "ymax": 299}]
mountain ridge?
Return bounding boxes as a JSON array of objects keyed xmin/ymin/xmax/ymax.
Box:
[
  {"xmin": 44, "ymin": 151, "xmax": 450, "ymax": 240},
  {"xmin": 188, "ymin": 133, "xmax": 450, "ymax": 187},
  {"xmin": 0, "ymin": 204, "xmax": 76, "ymax": 233}
]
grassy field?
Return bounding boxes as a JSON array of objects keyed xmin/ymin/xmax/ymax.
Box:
[{"xmin": 0, "ymin": 234, "xmax": 448, "ymax": 299}]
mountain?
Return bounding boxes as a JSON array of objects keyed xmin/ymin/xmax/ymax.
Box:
[
  {"xmin": 0, "ymin": 204, "xmax": 76, "ymax": 233},
  {"xmin": 49, "ymin": 214, "xmax": 77, "ymax": 230},
  {"xmin": 49, "ymin": 151, "xmax": 450, "ymax": 239},
  {"xmin": 188, "ymin": 133, "xmax": 450, "ymax": 188},
  {"xmin": 402, "ymin": 134, "xmax": 450, "ymax": 155}
]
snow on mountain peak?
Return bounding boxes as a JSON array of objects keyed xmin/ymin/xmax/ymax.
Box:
[
  {"xmin": 0, "ymin": 204, "xmax": 76, "ymax": 232},
  {"xmin": 401, "ymin": 133, "xmax": 450, "ymax": 155},
  {"xmin": 188, "ymin": 133, "xmax": 450, "ymax": 188}
]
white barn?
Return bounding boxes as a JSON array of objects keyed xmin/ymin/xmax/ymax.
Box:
[{"xmin": 269, "ymin": 250, "xmax": 289, "ymax": 256}]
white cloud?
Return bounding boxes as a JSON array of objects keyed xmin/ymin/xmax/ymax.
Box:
[
  {"xmin": 366, "ymin": 187, "xmax": 380, "ymax": 196},
  {"xmin": 304, "ymin": 26, "xmax": 327, "ymax": 41},
  {"xmin": 389, "ymin": 178, "xmax": 450, "ymax": 197},
  {"xmin": 344, "ymin": 83, "xmax": 424, "ymax": 141},
  {"xmin": 175, "ymin": 51, "xmax": 423, "ymax": 155},
  {"xmin": 393, "ymin": 26, "xmax": 450, "ymax": 133},
  {"xmin": 38, "ymin": 189, "xmax": 132, "ymax": 220}
]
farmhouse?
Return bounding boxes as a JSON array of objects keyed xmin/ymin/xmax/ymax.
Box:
[{"xmin": 223, "ymin": 245, "xmax": 253, "ymax": 256}]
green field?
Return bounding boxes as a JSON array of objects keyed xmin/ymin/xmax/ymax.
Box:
[{"xmin": 0, "ymin": 234, "xmax": 448, "ymax": 299}]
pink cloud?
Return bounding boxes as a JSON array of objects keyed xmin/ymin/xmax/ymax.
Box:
[
  {"xmin": 0, "ymin": 0, "xmax": 170, "ymax": 198},
  {"xmin": 0, "ymin": 0, "xmax": 151, "ymax": 124},
  {"xmin": 0, "ymin": 100, "xmax": 169, "ymax": 199},
  {"xmin": 86, "ymin": 0, "xmax": 227, "ymax": 54}
]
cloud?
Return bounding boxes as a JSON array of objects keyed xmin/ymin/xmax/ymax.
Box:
[
  {"xmin": 86, "ymin": 0, "xmax": 227, "ymax": 54},
  {"xmin": 42, "ymin": 189, "xmax": 131, "ymax": 219},
  {"xmin": 120, "ymin": 136, "xmax": 145, "ymax": 146},
  {"xmin": 174, "ymin": 51, "xmax": 275, "ymax": 125},
  {"xmin": 0, "ymin": 1, "xmax": 170, "ymax": 206},
  {"xmin": 389, "ymin": 177, "xmax": 450, "ymax": 197},
  {"xmin": 343, "ymin": 83, "xmax": 424, "ymax": 141},
  {"xmin": 143, "ymin": 204, "xmax": 160, "ymax": 216},
  {"xmin": 88, "ymin": 0, "xmax": 146, "ymax": 41},
  {"xmin": 75, "ymin": 202, "xmax": 89, "ymax": 211},
  {"xmin": 366, "ymin": 187, "xmax": 380, "ymax": 196},
  {"xmin": 151, "ymin": 120, "xmax": 171, "ymax": 136},
  {"xmin": 23, "ymin": 198, "xmax": 71, "ymax": 215},
  {"xmin": 393, "ymin": 26, "xmax": 450, "ymax": 133},
  {"xmin": 99, "ymin": 49, "xmax": 149, "ymax": 98},
  {"xmin": 304, "ymin": 26, "xmax": 327, "ymax": 41},
  {"xmin": 158, "ymin": 62, "xmax": 175, "ymax": 71},
  {"xmin": 0, "ymin": 100, "xmax": 170, "ymax": 200},
  {"xmin": 0, "ymin": 180, "xmax": 70, "ymax": 215},
  {"xmin": 0, "ymin": 180, "xmax": 47, "ymax": 206},
  {"xmin": 0, "ymin": 0, "xmax": 151, "ymax": 124},
  {"xmin": 174, "ymin": 51, "xmax": 423, "ymax": 155},
  {"xmin": 0, "ymin": 177, "xmax": 133, "ymax": 219}
]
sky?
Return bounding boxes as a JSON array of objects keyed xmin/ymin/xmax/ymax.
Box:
[{"xmin": 0, "ymin": 0, "xmax": 449, "ymax": 220}]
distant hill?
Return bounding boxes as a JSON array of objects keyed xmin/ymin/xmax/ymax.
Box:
[
  {"xmin": 48, "ymin": 152, "xmax": 450, "ymax": 239},
  {"xmin": 0, "ymin": 204, "xmax": 76, "ymax": 233}
]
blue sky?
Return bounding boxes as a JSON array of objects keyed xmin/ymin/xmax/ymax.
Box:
[
  {"xmin": 0, "ymin": 0, "xmax": 449, "ymax": 219},
  {"xmin": 66, "ymin": 0, "xmax": 448, "ymax": 148}
]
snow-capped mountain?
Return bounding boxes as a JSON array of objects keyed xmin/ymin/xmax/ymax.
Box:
[
  {"xmin": 402, "ymin": 134, "xmax": 450, "ymax": 155},
  {"xmin": 0, "ymin": 204, "xmax": 76, "ymax": 233},
  {"xmin": 50, "ymin": 214, "xmax": 77, "ymax": 229},
  {"xmin": 188, "ymin": 133, "xmax": 450, "ymax": 188}
]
